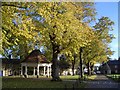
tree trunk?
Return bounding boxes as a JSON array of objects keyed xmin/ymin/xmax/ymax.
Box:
[
  {"xmin": 87, "ymin": 62, "xmax": 91, "ymax": 76},
  {"xmin": 87, "ymin": 62, "xmax": 89, "ymax": 75},
  {"xmin": 90, "ymin": 64, "xmax": 94, "ymax": 75},
  {"xmin": 72, "ymin": 60, "xmax": 75, "ymax": 76},
  {"xmin": 51, "ymin": 45, "xmax": 61, "ymax": 81},
  {"xmin": 79, "ymin": 48, "xmax": 83, "ymax": 78}
]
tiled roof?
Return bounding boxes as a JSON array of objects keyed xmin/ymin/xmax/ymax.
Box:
[{"xmin": 22, "ymin": 49, "xmax": 49, "ymax": 63}]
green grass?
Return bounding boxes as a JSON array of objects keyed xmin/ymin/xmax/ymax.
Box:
[
  {"xmin": 107, "ymin": 74, "xmax": 120, "ymax": 77},
  {"xmin": 107, "ymin": 74, "xmax": 120, "ymax": 82},
  {"xmin": 2, "ymin": 76, "xmax": 85, "ymax": 89},
  {"xmin": 61, "ymin": 75, "xmax": 97, "ymax": 81},
  {"xmin": 60, "ymin": 75, "xmax": 79, "ymax": 80}
]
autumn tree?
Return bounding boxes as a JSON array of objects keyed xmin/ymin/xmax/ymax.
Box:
[
  {"xmin": 2, "ymin": 2, "xmax": 41, "ymax": 59},
  {"xmin": 2, "ymin": 2, "xmax": 114, "ymax": 82},
  {"xmin": 33, "ymin": 2, "xmax": 97, "ymax": 81},
  {"xmin": 83, "ymin": 17, "xmax": 115, "ymax": 75},
  {"xmin": 73, "ymin": 2, "xmax": 97, "ymax": 77},
  {"xmin": 83, "ymin": 33, "xmax": 106, "ymax": 75},
  {"xmin": 93, "ymin": 17, "xmax": 115, "ymax": 60}
]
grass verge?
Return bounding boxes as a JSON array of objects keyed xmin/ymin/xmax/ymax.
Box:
[
  {"xmin": 106, "ymin": 74, "xmax": 120, "ymax": 82},
  {"xmin": 2, "ymin": 76, "xmax": 85, "ymax": 89}
]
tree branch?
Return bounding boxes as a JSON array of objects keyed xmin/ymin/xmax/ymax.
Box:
[{"xmin": 2, "ymin": 3, "xmax": 27, "ymax": 9}]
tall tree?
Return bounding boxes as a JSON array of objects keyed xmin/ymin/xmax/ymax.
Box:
[
  {"xmin": 34, "ymin": 2, "xmax": 95, "ymax": 81},
  {"xmin": 83, "ymin": 17, "xmax": 115, "ymax": 75},
  {"xmin": 93, "ymin": 17, "xmax": 115, "ymax": 58}
]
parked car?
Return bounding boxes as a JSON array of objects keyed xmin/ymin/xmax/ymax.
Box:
[{"xmin": 96, "ymin": 71, "xmax": 101, "ymax": 74}]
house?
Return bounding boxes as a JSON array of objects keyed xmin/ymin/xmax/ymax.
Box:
[
  {"xmin": 1, "ymin": 58, "xmax": 21, "ymax": 76},
  {"xmin": 1, "ymin": 49, "xmax": 52, "ymax": 77},
  {"xmin": 20, "ymin": 49, "xmax": 52, "ymax": 77},
  {"xmin": 100, "ymin": 60, "xmax": 120, "ymax": 74}
]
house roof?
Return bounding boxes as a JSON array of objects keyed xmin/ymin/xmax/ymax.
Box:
[
  {"xmin": 101, "ymin": 60, "xmax": 120, "ymax": 68},
  {"xmin": 22, "ymin": 49, "xmax": 49, "ymax": 63},
  {"xmin": 1, "ymin": 58, "xmax": 21, "ymax": 64},
  {"xmin": 107, "ymin": 60, "xmax": 120, "ymax": 65}
]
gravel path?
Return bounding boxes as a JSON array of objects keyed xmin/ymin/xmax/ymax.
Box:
[{"xmin": 84, "ymin": 75, "xmax": 119, "ymax": 88}]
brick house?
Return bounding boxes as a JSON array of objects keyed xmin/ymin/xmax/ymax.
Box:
[{"xmin": 100, "ymin": 60, "xmax": 120, "ymax": 74}]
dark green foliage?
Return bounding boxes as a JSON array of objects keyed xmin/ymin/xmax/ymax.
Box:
[{"xmin": 59, "ymin": 55, "xmax": 70, "ymax": 71}]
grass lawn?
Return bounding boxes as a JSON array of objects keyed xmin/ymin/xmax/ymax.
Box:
[
  {"xmin": 60, "ymin": 75, "xmax": 79, "ymax": 80},
  {"xmin": 2, "ymin": 75, "xmax": 85, "ymax": 89},
  {"xmin": 107, "ymin": 74, "xmax": 120, "ymax": 77},
  {"xmin": 107, "ymin": 74, "xmax": 120, "ymax": 82},
  {"xmin": 61, "ymin": 74, "xmax": 97, "ymax": 81}
]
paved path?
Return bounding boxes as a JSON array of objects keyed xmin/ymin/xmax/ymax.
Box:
[{"xmin": 84, "ymin": 75, "xmax": 119, "ymax": 88}]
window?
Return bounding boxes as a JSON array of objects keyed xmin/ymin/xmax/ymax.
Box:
[
  {"xmin": 115, "ymin": 65, "xmax": 117, "ymax": 68},
  {"xmin": 115, "ymin": 70, "xmax": 118, "ymax": 73}
]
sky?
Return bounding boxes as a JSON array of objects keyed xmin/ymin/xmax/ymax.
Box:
[{"xmin": 95, "ymin": 2, "xmax": 118, "ymax": 60}]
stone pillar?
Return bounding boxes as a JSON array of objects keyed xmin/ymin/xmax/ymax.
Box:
[
  {"xmin": 44, "ymin": 66, "xmax": 46, "ymax": 76},
  {"xmin": 33, "ymin": 67, "xmax": 36, "ymax": 76}
]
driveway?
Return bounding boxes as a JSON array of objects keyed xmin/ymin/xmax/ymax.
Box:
[{"xmin": 84, "ymin": 75, "xmax": 119, "ymax": 88}]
